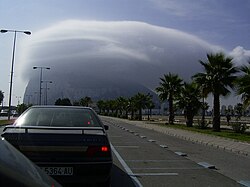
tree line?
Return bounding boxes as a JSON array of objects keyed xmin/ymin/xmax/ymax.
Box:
[
  {"xmin": 155, "ymin": 52, "xmax": 250, "ymax": 132},
  {"xmin": 97, "ymin": 52, "xmax": 250, "ymax": 133}
]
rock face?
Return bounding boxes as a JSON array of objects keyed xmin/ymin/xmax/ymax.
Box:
[{"xmin": 24, "ymin": 75, "xmax": 158, "ymax": 105}]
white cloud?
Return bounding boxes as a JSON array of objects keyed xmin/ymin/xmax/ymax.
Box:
[
  {"xmin": 229, "ymin": 46, "xmax": 250, "ymax": 65},
  {"xmin": 17, "ymin": 20, "xmax": 225, "ymax": 102}
]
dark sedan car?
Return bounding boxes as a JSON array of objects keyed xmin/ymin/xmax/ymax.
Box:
[
  {"xmin": 0, "ymin": 136, "xmax": 62, "ymax": 187},
  {"xmin": 1, "ymin": 106, "xmax": 113, "ymax": 186}
]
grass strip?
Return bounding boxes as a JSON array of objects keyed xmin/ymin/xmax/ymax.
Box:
[{"xmin": 149, "ymin": 122, "xmax": 250, "ymax": 143}]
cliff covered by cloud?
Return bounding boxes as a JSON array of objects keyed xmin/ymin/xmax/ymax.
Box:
[{"xmin": 19, "ymin": 20, "xmax": 225, "ymax": 104}]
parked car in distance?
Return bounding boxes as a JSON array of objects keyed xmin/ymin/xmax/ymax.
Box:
[
  {"xmin": 1, "ymin": 106, "xmax": 112, "ymax": 186},
  {"xmin": 0, "ymin": 135, "xmax": 62, "ymax": 187},
  {"xmin": 0, "ymin": 111, "xmax": 8, "ymax": 117}
]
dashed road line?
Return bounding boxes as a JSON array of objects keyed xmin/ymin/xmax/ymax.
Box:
[
  {"xmin": 175, "ymin": 152, "xmax": 187, "ymax": 157},
  {"xmin": 238, "ymin": 180, "xmax": 250, "ymax": 187},
  {"xmin": 132, "ymin": 173, "xmax": 178, "ymax": 176},
  {"xmin": 159, "ymin": 145, "xmax": 168, "ymax": 148},
  {"xmin": 198, "ymin": 162, "xmax": 216, "ymax": 169},
  {"xmin": 110, "ymin": 143, "xmax": 143, "ymax": 187},
  {"xmin": 115, "ymin": 145, "xmax": 139, "ymax": 148}
]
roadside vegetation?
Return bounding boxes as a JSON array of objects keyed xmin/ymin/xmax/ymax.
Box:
[{"xmin": 155, "ymin": 121, "xmax": 250, "ymax": 142}]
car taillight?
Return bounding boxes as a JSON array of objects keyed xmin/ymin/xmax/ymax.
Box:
[
  {"xmin": 86, "ymin": 146, "xmax": 110, "ymax": 157},
  {"xmin": 101, "ymin": 146, "xmax": 108, "ymax": 152}
]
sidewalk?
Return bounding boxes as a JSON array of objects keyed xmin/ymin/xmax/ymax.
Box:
[{"xmin": 103, "ymin": 116, "xmax": 250, "ymax": 157}]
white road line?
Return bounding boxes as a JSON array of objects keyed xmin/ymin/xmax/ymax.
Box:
[
  {"xmin": 198, "ymin": 162, "xmax": 216, "ymax": 169},
  {"xmin": 131, "ymin": 167, "xmax": 203, "ymax": 170},
  {"xmin": 115, "ymin": 146, "xmax": 139, "ymax": 148},
  {"xmin": 159, "ymin": 145, "xmax": 168, "ymax": 148},
  {"xmin": 238, "ymin": 180, "xmax": 250, "ymax": 187},
  {"xmin": 132, "ymin": 173, "xmax": 178, "ymax": 176},
  {"xmin": 175, "ymin": 152, "xmax": 187, "ymax": 156},
  {"xmin": 110, "ymin": 143, "xmax": 143, "ymax": 187},
  {"xmin": 126, "ymin": 160, "xmax": 190, "ymax": 162}
]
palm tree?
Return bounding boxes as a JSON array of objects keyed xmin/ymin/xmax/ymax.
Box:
[
  {"xmin": 97, "ymin": 100, "xmax": 105, "ymax": 114},
  {"xmin": 176, "ymin": 82, "xmax": 202, "ymax": 127},
  {"xmin": 128, "ymin": 96, "xmax": 137, "ymax": 120},
  {"xmin": 236, "ymin": 62, "xmax": 250, "ymax": 107},
  {"xmin": 116, "ymin": 96, "xmax": 129, "ymax": 118},
  {"xmin": 55, "ymin": 98, "xmax": 72, "ymax": 106},
  {"xmin": 146, "ymin": 100, "xmax": 155, "ymax": 120},
  {"xmin": 192, "ymin": 74, "xmax": 209, "ymax": 127},
  {"xmin": 193, "ymin": 52, "xmax": 238, "ymax": 131},
  {"xmin": 80, "ymin": 96, "xmax": 93, "ymax": 107},
  {"xmin": 106, "ymin": 99, "xmax": 116, "ymax": 116},
  {"xmin": 155, "ymin": 73, "xmax": 183, "ymax": 124},
  {"xmin": 133, "ymin": 92, "xmax": 151, "ymax": 121}
]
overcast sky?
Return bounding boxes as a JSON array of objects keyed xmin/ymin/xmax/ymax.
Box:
[{"xmin": 1, "ymin": 0, "xmax": 250, "ymax": 106}]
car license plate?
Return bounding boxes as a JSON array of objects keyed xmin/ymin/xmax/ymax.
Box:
[{"xmin": 41, "ymin": 167, "xmax": 73, "ymax": 175}]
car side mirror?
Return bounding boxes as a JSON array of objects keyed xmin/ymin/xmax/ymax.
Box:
[{"xmin": 104, "ymin": 125, "xmax": 109, "ymax": 130}]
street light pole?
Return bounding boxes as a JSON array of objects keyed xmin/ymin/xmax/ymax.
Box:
[
  {"xmin": 1, "ymin": 29, "xmax": 31, "ymax": 120},
  {"xmin": 1, "ymin": 92, "xmax": 4, "ymax": 110},
  {"xmin": 42, "ymin": 81, "xmax": 52, "ymax": 105},
  {"xmin": 33, "ymin": 66, "xmax": 50, "ymax": 105},
  {"xmin": 16, "ymin": 96, "xmax": 21, "ymax": 105}
]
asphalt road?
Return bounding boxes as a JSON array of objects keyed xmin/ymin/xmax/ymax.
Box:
[
  {"xmin": 103, "ymin": 117, "xmax": 249, "ymax": 187},
  {"xmin": 1, "ymin": 118, "xmax": 249, "ymax": 187}
]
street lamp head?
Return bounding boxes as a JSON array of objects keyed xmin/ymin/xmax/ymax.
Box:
[
  {"xmin": 33, "ymin": 67, "xmax": 37, "ymax": 69},
  {"xmin": 0, "ymin": 29, "xmax": 8, "ymax": 33},
  {"xmin": 46, "ymin": 67, "xmax": 50, "ymax": 70},
  {"xmin": 24, "ymin": 31, "xmax": 31, "ymax": 35}
]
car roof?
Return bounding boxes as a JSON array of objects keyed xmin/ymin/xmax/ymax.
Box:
[{"xmin": 29, "ymin": 105, "xmax": 93, "ymax": 110}]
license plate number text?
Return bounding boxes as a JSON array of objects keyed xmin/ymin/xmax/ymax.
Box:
[{"xmin": 41, "ymin": 167, "xmax": 73, "ymax": 176}]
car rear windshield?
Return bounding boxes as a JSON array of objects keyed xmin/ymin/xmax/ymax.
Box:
[{"xmin": 15, "ymin": 107, "xmax": 101, "ymax": 127}]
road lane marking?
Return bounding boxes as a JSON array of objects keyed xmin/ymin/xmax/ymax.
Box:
[
  {"xmin": 131, "ymin": 167, "xmax": 204, "ymax": 170},
  {"xmin": 175, "ymin": 152, "xmax": 187, "ymax": 156},
  {"xmin": 198, "ymin": 162, "xmax": 216, "ymax": 169},
  {"xmin": 126, "ymin": 160, "xmax": 190, "ymax": 162},
  {"xmin": 140, "ymin": 136, "xmax": 146, "ymax": 138},
  {"xmin": 110, "ymin": 143, "xmax": 143, "ymax": 187},
  {"xmin": 148, "ymin": 139, "xmax": 156, "ymax": 142},
  {"xmin": 238, "ymin": 180, "xmax": 250, "ymax": 187},
  {"xmin": 132, "ymin": 173, "xmax": 178, "ymax": 176},
  {"xmin": 115, "ymin": 146, "xmax": 139, "ymax": 148},
  {"xmin": 159, "ymin": 145, "xmax": 168, "ymax": 148}
]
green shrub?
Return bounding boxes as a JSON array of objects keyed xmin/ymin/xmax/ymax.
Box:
[
  {"xmin": 197, "ymin": 119, "xmax": 210, "ymax": 129},
  {"xmin": 231, "ymin": 122, "xmax": 248, "ymax": 133}
]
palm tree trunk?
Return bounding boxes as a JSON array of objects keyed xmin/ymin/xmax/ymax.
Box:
[
  {"xmin": 201, "ymin": 97, "xmax": 205, "ymax": 126},
  {"xmin": 213, "ymin": 93, "xmax": 221, "ymax": 131},
  {"xmin": 139, "ymin": 108, "xmax": 142, "ymax": 121},
  {"xmin": 186, "ymin": 108, "xmax": 194, "ymax": 127},
  {"xmin": 131, "ymin": 110, "xmax": 134, "ymax": 120},
  {"xmin": 168, "ymin": 96, "xmax": 174, "ymax": 124}
]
